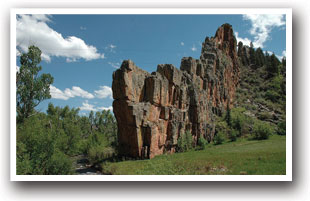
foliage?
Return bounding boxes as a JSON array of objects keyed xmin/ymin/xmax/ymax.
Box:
[
  {"xmin": 85, "ymin": 131, "xmax": 116, "ymax": 164},
  {"xmin": 16, "ymin": 114, "xmax": 74, "ymax": 175},
  {"xmin": 266, "ymin": 53, "xmax": 280, "ymax": 77},
  {"xmin": 227, "ymin": 129, "xmax": 238, "ymax": 142},
  {"xmin": 277, "ymin": 120, "xmax": 286, "ymax": 135},
  {"xmin": 177, "ymin": 131, "xmax": 193, "ymax": 152},
  {"xmin": 213, "ymin": 131, "xmax": 225, "ymax": 145},
  {"xmin": 225, "ymin": 101, "xmax": 231, "ymax": 127},
  {"xmin": 252, "ymin": 120, "xmax": 273, "ymax": 140},
  {"xmin": 197, "ymin": 136, "xmax": 208, "ymax": 150},
  {"xmin": 230, "ymin": 107, "xmax": 248, "ymax": 136},
  {"xmin": 17, "ymin": 102, "xmax": 118, "ymax": 175},
  {"xmin": 16, "ymin": 46, "xmax": 54, "ymax": 123}
]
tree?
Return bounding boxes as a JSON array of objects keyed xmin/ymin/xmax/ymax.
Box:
[
  {"xmin": 16, "ymin": 46, "xmax": 54, "ymax": 123},
  {"xmin": 249, "ymin": 42, "xmax": 256, "ymax": 67},
  {"xmin": 89, "ymin": 111, "xmax": 94, "ymax": 125},
  {"xmin": 225, "ymin": 101, "xmax": 231, "ymax": 127},
  {"xmin": 266, "ymin": 53, "xmax": 280, "ymax": 77}
]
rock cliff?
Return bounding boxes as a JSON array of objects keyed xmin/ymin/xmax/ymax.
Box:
[{"xmin": 112, "ymin": 23, "xmax": 240, "ymax": 159}]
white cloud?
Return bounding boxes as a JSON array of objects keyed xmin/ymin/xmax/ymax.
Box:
[
  {"xmin": 108, "ymin": 62, "xmax": 120, "ymax": 69},
  {"xmin": 97, "ymin": 106, "xmax": 113, "ymax": 111},
  {"xmin": 79, "ymin": 101, "xmax": 112, "ymax": 112},
  {"xmin": 50, "ymin": 85, "xmax": 94, "ymax": 100},
  {"xmin": 266, "ymin": 50, "xmax": 286, "ymax": 60},
  {"xmin": 80, "ymin": 26, "xmax": 86, "ymax": 30},
  {"xmin": 64, "ymin": 86, "xmax": 94, "ymax": 99},
  {"xmin": 110, "ymin": 44, "xmax": 116, "ymax": 49},
  {"xmin": 180, "ymin": 42, "xmax": 184, "ymax": 46},
  {"xmin": 94, "ymin": 86, "xmax": 113, "ymax": 99},
  {"xmin": 16, "ymin": 14, "xmax": 104, "ymax": 62},
  {"xmin": 80, "ymin": 100, "xmax": 97, "ymax": 111},
  {"xmin": 50, "ymin": 85, "xmax": 70, "ymax": 100},
  {"xmin": 235, "ymin": 32, "xmax": 252, "ymax": 47},
  {"xmin": 275, "ymin": 50, "xmax": 286, "ymax": 60},
  {"xmin": 16, "ymin": 66, "xmax": 20, "ymax": 73},
  {"xmin": 191, "ymin": 45, "xmax": 197, "ymax": 52},
  {"xmin": 241, "ymin": 14, "xmax": 285, "ymax": 48}
]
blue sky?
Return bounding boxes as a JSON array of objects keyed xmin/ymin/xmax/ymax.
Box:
[{"xmin": 16, "ymin": 14, "xmax": 286, "ymax": 116}]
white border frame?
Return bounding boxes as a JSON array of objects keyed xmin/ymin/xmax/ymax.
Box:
[{"xmin": 10, "ymin": 8, "xmax": 292, "ymax": 181}]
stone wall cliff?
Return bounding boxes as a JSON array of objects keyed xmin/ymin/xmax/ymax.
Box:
[{"xmin": 112, "ymin": 24, "xmax": 240, "ymax": 159}]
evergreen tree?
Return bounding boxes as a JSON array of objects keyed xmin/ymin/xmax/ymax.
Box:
[
  {"xmin": 266, "ymin": 53, "xmax": 280, "ymax": 77},
  {"xmin": 249, "ymin": 42, "xmax": 256, "ymax": 66},
  {"xmin": 225, "ymin": 101, "xmax": 231, "ymax": 127}
]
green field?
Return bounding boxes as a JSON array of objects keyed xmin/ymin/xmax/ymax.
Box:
[{"xmin": 101, "ymin": 135, "xmax": 286, "ymax": 175}]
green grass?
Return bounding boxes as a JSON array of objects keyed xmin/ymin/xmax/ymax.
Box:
[{"xmin": 101, "ymin": 135, "xmax": 286, "ymax": 175}]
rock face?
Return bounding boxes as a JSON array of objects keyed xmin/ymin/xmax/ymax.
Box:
[{"xmin": 112, "ymin": 24, "xmax": 240, "ymax": 159}]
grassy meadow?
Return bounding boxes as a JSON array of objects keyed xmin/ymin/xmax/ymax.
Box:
[{"xmin": 101, "ymin": 135, "xmax": 286, "ymax": 175}]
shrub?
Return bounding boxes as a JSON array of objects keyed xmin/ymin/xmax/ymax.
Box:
[
  {"xmin": 88, "ymin": 145, "xmax": 115, "ymax": 164},
  {"xmin": 45, "ymin": 150, "xmax": 74, "ymax": 175},
  {"xmin": 213, "ymin": 132, "xmax": 225, "ymax": 145},
  {"xmin": 197, "ymin": 136, "xmax": 208, "ymax": 150},
  {"xmin": 177, "ymin": 131, "xmax": 193, "ymax": 152},
  {"xmin": 227, "ymin": 129, "xmax": 238, "ymax": 142},
  {"xmin": 257, "ymin": 111, "xmax": 273, "ymax": 121},
  {"xmin": 265, "ymin": 90, "xmax": 281, "ymax": 102},
  {"xmin": 252, "ymin": 120, "xmax": 273, "ymax": 140},
  {"xmin": 277, "ymin": 120, "xmax": 286, "ymax": 135}
]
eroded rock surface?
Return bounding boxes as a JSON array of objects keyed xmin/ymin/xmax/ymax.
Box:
[{"xmin": 112, "ymin": 24, "xmax": 240, "ymax": 159}]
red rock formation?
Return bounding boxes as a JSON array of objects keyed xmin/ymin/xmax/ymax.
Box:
[{"xmin": 112, "ymin": 23, "xmax": 239, "ymax": 159}]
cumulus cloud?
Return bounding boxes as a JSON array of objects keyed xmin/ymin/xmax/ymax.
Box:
[
  {"xmin": 64, "ymin": 86, "xmax": 94, "ymax": 99},
  {"xmin": 97, "ymin": 106, "xmax": 113, "ymax": 111},
  {"xmin": 50, "ymin": 85, "xmax": 70, "ymax": 100},
  {"xmin": 237, "ymin": 14, "xmax": 285, "ymax": 48},
  {"xmin": 191, "ymin": 45, "xmax": 197, "ymax": 52},
  {"xmin": 94, "ymin": 86, "xmax": 113, "ymax": 99},
  {"xmin": 16, "ymin": 14, "xmax": 104, "ymax": 62},
  {"xmin": 235, "ymin": 32, "xmax": 252, "ymax": 47},
  {"xmin": 79, "ymin": 100, "xmax": 97, "ymax": 111},
  {"xmin": 79, "ymin": 101, "xmax": 113, "ymax": 112},
  {"xmin": 180, "ymin": 42, "xmax": 184, "ymax": 46},
  {"xmin": 50, "ymin": 85, "xmax": 94, "ymax": 100}
]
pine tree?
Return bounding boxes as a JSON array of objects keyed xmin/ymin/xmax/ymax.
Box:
[
  {"xmin": 225, "ymin": 100, "xmax": 231, "ymax": 127},
  {"xmin": 249, "ymin": 42, "xmax": 256, "ymax": 67}
]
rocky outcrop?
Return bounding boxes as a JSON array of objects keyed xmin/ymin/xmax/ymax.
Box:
[{"xmin": 112, "ymin": 24, "xmax": 240, "ymax": 159}]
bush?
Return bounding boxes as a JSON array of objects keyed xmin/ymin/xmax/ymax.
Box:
[
  {"xmin": 45, "ymin": 150, "xmax": 74, "ymax": 175},
  {"xmin": 197, "ymin": 136, "xmax": 208, "ymax": 150},
  {"xmin": 213, "ymin": 132, "xmax": 225, "ymax": 145},
  {"xmin": 257, "ymin": 111, "xmax": 273, "ymax": 121},
  {"xmin": 16, "ymin": 115, "xmax": 75, "ymax": 175},
  {"xmin": 177, "ymin": 131, "xmax": 193, "ymax": 152},
  {"xmin": 277, "ymin": 121, "xmax": 286, "ymax": 135},
  {"xmin": 227, "ymin": 129, "xmax": 238, "ymax": 142},
  {"xmin": 252, "ymin": 120, "xmax": 273, "ymax": 140},
  {"xmin": 88, "ymin": 145, "xmax": 115, "ymax": 164}
]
